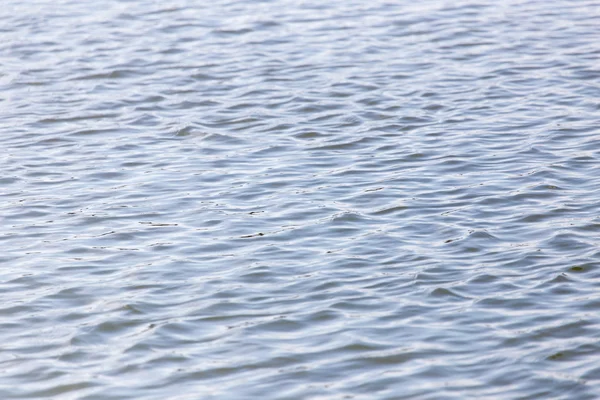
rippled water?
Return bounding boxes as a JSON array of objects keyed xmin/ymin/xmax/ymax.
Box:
[{"xmin": 2, "ymin": 0, "xmax": 600, "ymax": 398}]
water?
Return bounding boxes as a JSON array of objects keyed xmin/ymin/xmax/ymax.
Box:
[{"xmin": 1, "ymin": 0, "xmax": 600, "ymax": 398}]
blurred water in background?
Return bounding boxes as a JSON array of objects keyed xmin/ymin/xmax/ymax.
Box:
[{"xmin": 1, "ymin": 0, "xmax": 600, "ymax": 398}]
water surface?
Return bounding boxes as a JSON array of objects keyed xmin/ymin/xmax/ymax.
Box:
[{"xmin": 2, "ymin": 0, "xmax": 600, "ymax": 398}]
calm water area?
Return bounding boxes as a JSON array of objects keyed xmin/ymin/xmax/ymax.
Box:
[{"xmin": 2, "ymin": 0, "xmax": 600, "ymax": 398}]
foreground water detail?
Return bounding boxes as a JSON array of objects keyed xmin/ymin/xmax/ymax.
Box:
[{"xmin": 1, "ymin": 0, "xmax": 600, "ymax": 398}]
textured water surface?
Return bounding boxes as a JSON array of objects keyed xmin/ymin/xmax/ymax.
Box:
[{"xmin": 2, "ymin": 0, "xmax": 600, "ymax": 398}]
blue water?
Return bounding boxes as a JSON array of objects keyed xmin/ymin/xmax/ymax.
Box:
[{"xmin": 1, "ymin": 0, "xmax": 600, "ymax": 398}]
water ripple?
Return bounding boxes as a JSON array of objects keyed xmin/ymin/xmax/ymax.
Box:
[{"xmin": 2, "ymin": 0, "xmax": 600, "ymax": 398}]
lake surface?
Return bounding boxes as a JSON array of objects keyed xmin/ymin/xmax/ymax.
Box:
[{"xmin": 2, "ymin": 0, "xmax": 600, "ymax": 398}]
